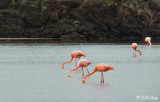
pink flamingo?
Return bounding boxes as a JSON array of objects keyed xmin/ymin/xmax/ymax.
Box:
[
  {"xmin": 145, "ymin": 37, "xmax": 152, "ymax": 45},
  {"xmin": 82, "ymin": 63, "xmax": 114, "ymax": 83},
  {"xmin": 62, "ymin": 51, "xmax": 86, "ymax": 69},
  {"xmin": 131, "ymin": 43, "xmax": 142, "ymax": 56},
  {"xmin": 68, "ymin": 59, "xmax": 92, "ymax": 78}
]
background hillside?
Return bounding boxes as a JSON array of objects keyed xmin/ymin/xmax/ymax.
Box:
[{"xmin": 0, "ymin": 0, "xmax": 160, "ymax": 41}]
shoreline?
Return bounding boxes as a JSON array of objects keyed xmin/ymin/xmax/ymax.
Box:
[{"xmin": 0, "ymin": 37, "xmax": 160, "ymax": 44}]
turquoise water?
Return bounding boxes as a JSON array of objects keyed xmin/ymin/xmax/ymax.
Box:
[{"xmin": 0, "ymin": 43, "xmax": 159, "ymax": 102}]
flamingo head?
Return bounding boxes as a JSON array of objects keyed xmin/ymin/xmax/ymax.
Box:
[{"xmin": 131, "ymin": 43, "xmax": 137, "ymax": 50}]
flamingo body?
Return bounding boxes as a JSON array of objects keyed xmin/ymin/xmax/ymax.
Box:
[
  {"xmin": 71, "ymin": 51, "xmax": 86, "ymax": 58},
  {"xmin": 145, "ymin": 37, "xmax": 152, "ymax": 45},
  {"xmin": 95, "ymin": 64, "xmax": 113, "ymax": 72},
  {"xmin": 62, "ymin": 50, "xmax": 86, "ymax": 69},
  {"xmin": 131, "ymin": 43, "xmax": 137, "ymax": 49},
  {"xmin": 68, "ymin": 59, "xmax": 92, "ymax": 77},
  {"xmin": 131, "ymin": 43, "xmax": 142, "ymax": 56},
  {"xmin": 82, "ymin": 63, "xmax": 114, "ymax": 83},
  {"xmin": 77, "ymin": 59, "xmax": 91, "ymax": 67}
]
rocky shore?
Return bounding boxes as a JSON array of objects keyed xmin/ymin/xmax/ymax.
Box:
[{"xmin": 0, "ymin": 0, "xmax": 160, "ymax": 42}]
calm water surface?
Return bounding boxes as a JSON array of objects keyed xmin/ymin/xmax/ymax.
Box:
[{"xmin": 0, "ymin": 43, "xmax": 159, "ymax": 102}]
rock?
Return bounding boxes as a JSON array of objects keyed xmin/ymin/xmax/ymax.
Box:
[
  {"xmin": 0, "ymin": 0, "xmax": 159, "ymax": 41},
  {"xmin": 0, "ymin": 0, "xmax": 11, "ymax": 10}
]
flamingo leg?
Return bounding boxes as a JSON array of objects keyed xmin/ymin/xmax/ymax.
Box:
[
  {"xmin": 85, "ymin": 67, "xmax": 90, "ymax": 77},
  {"xmin": 82, "ymin": 67, "xmax": 84, "ymax": 78},
  {"xmin": 133, "ymin": 49, "xmax": 135, "ymax": 56},
  {"xmin": 86, "ymin": 67, "xmax": 90, "ymax": 74},
  {"xmin": 133, "ymin": 50, "xmax": 136, "ymax": 57},
  {"xmin": 101, "ymin": 72, "xmax": 103, "ymax": 83},
  {"xmin": 102, "ymin": 72, "xmax": 104, "ymax": 83},
  {"xmin": 101, "ymin": 72, "xmax": 104, "ymax": 83},
  {"xmin": 75, "ymin": 58, "xmax": 77, "ymax": 67}
]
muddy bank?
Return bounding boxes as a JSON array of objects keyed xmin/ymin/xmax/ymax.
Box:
[{"xmin": 0, "ymin": 0, "xmax": 160, "ymax": 41}]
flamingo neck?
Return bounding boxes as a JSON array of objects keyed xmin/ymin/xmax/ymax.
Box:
[
  {"xmin": 68, "ymin": 65, "xmax": 79, "ymax": 77},
  {"xmin": 62, "ymin": 56, "xmax": 73, "ymax": 69},
  {"xmin": 136, "ymin": 50, "xmax": 142, "ymax": 55},
  {"xmin": 82, "ymin": 69, "xmax": 96, "ymax": 83}
]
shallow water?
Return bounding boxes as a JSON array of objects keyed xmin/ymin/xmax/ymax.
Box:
[{"xmin": 0, "ymin": 43, "xmax": 159, "ymax": 102}]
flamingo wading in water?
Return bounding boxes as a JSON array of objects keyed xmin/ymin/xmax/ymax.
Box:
[
  {"xmin": 62, "ymin": 51, "xmax": 86, "ymax": 69},
  {"xmin": 145, "ymin": 37, "xmax": 152, "ymax": 45},
  {"xmin": 131, "ymin": 43, "xmax": 142, "ymax": 56},
  {"xmin": 82, "ymin": 63, "xmax": 114, "ymax": 83},
  {"xmin": 68, "ymin": 59, "xmax": 92, "ymax": 78}
]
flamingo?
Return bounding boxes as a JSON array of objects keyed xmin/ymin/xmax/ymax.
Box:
[
  {"xmin": 62, "ymin": 50, "xmax": 86, "ymax": 69},
  {"xmin": 68, "ymin": 59, "xmax": 92, "ymax": 78},
  {"xmin": 82, "ymin": 63, "xmax": 114, "ymax": 83},
  {"xmin": 145, "ymin": 37, "xmax": 152, "ymax": 45},
  {"xmin": 131, "ymin": 43, "xmax": 142, "ymax": 56}
]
